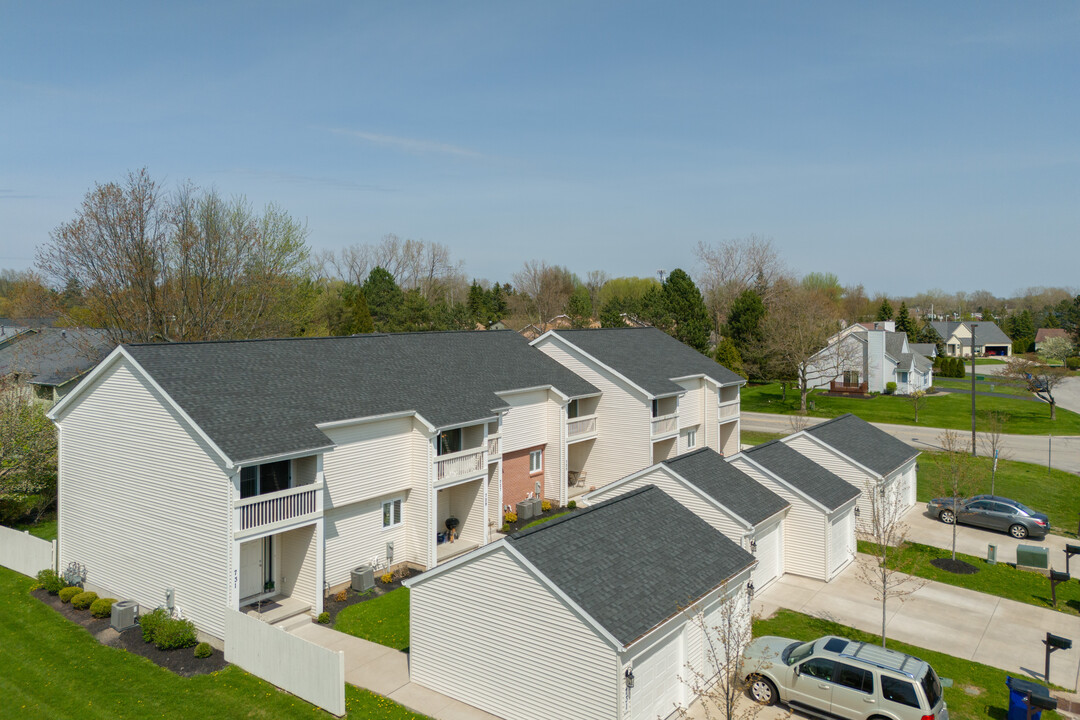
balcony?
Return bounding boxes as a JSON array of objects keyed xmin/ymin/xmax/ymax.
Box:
[
  {"xmin": 567, "ymin": 414, "xmax": 598, "ymax": 442},
  {"xmin": 487, "ymin": 434, "xmax": 500, "ymax": 459},
  {"xmin": 235, "ymin": 482, "xmax": 323, "ymax": 538},
  {"xmin": 434, "ymin": 447, "xmax": 486, "ymax": 485},
  {"xmin": 829, "ymin": 380, "xmax": 869, "ymax": 396},
  {"xmin": 651, "ymin": 412, "xmax": 679, "ymax": 439},
  {"xmin": 718, "ymin": 399, "xmax": 739, "ymax": 420}
]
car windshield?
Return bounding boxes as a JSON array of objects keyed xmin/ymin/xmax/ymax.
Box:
[
  {"xmin": 921, "ymin": 667, "xmax": 942, "ymax": 708},
  {"xmin": 785, "ymin": 641, "xmax": 815, "ymax": 666}
]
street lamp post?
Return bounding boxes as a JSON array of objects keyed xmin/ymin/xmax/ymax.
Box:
[{"xmin": 971, "ymin": 324, "xmax": 978, "ymax": 456}]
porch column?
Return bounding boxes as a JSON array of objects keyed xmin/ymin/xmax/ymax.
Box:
[
  {"xmin": 313, "ymin": 517, "xmax": 325, "ymax": 614},
  {"xmin": 228, "ymin": 470, "xmax": 241, "ymax": 610}
]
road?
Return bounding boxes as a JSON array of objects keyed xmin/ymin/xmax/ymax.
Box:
[{"xmin": 741, "ymin": 411, "xmax": 1080, "ymax": 473}]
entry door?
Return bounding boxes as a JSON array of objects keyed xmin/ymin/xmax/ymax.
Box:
[{"xmin": 239, "ymin": 537, "xmax": 271, "ymax": 600}]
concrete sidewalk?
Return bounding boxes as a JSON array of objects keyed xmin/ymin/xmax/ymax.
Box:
[
  {"xmin": 753, "ymin": 558, "xmax": 1080, "ymax": 692},
  {"xmin": 904, "ymin": 505, "xmax": 1077, "ymax": 567},
  {"xmin": 291, "ymin": 623, "xmax": 501, "ymax": 720}
]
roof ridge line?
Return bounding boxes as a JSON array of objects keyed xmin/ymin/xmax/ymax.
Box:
[{"xmin": 125, "ymin": 328, "xmax": 515, "ymax": 348}]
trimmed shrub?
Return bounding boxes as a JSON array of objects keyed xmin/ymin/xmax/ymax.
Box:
[
  {"xmin": 334, "ymin": 589, "xmax": 348, "ymax": 603},
  {"xmin": 90, "ymin": 597, "xmax": 117, "ymax": 618},
  {"xmin": 36, "ymin": 569, "xmax": 65, "ymax": 595},
  {"xmin": 956, "ymin": 358, "xmax": 966, "ymax": 378},
  {"xmin": 568, "ymin": 500, "xmax": 577, "ymax": 510},
  {"xmin": 152, "ymin": 616, "xmax": 198, "ymax": 650},
  {"xmin": 194, "ymin": 642, "xmax": 213, "ymax": 659},
  {"xmin": 140, "ymin": 607, "xmax": 169, "ymax": 643},
  {"xmin": 380, "ymin": 572, "xmax": 393, "ymax": 584},
  {"xmin": 317, "ymin": 611, "xmax": 330, "ymax": 624},
  {"xmin": 503, "ymin": 511, "xmax": 517, "ymax": 524},
  {"xmin": 541, "ymin": 499, "xmax": 552, "ymax": 512},
  {"xmin": 71, "ymin": 591, "xmax": 98, "ymax": 610},
  {"xmin": 1066, "ymin": 356, "xmax": 1080, "ymax": 370},
  {"xmin": 59, "ymin": 586, "xmax": 83, "ymax": 604},
  {"xmin": 885, "ymin": 382, "xmax": 897, "ymax": 395}
]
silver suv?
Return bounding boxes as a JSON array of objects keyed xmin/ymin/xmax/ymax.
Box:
[{"xmin": 740, "ymin": 635, "xmax": 948, "ymax": 720}]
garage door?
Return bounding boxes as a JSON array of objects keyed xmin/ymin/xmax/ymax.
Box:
[
  {"xmin": 828, "ymin": 511, "xmax": 853, "ymax": 574},
  {"xmin": 751, "ymin": 521, "xmax": 782, "ymax": 592},
  {"xmin": 904, "ymin": 467, "xmax": 917, "ymax": 509},
  {"xmin": 630, "ymin": 632, "xmax": 684, "ymax": 720}
]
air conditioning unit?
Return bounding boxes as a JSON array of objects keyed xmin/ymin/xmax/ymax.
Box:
[
  {"xmin": 111, "ymin": 599, "xmax": 139, "ymax": 632},
  {"xmin": 351, "ymin": 565, "xmax": 374, "ymax": 592},
  {"xmin": 516, "ymin": 500, "xmax": 534, "ymax": 521}
]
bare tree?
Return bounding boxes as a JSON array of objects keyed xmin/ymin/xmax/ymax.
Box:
[
  {"xmin": 855, "ymin": 478, "xmax": 926, "ymax": 647},
  {"xmin": 936, "ymin": 430, "xmax": 978, "ymax": 561},
  {"xmin": 787, "ymin": 414, "xmax": 811, "ymax": 433},
  {"xmin": 584, "ymin": 270, "xmax": 609, "ymax": 316},
  {"xmin": 906, "ymin": 389, "xmax": 928, "ymax": 423},
  {"xmin": 979, "ymin": 410, "xmax": 1011, "ymax": 496},
  {"xmin": 1003, "ymin": 357, "xmax": 1068, "ymax": 420},
  {"xmin": 324, "ymin": 235, "xmax": 465, "ymax": 304},
  {"xmin": 511, "ymin": 260, "xmax": 574, "ymax": 330},
  {"xmin": 694, "ymin": 236, "xmax": 788, "ymax": 329}
]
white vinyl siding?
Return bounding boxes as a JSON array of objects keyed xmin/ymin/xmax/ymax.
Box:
[
  {"xmin": 587, "ymin": 467, "xmax": 745, "ymax": 543},
  {"xmin": 675, "ymin": 378, "xmax": 703, "ymax": 436},
  {"xmin": 56, "ymin": 357, "xmax": 231, "ymax": 638},
  {"xmin": 500, "ymin": 389, "xmax": 549, "ymax": 454},
  {"xmin": 729, "ymin": 456, "xmax": 828, "ymax": 581},
  {"xmin": 487, "ymin": 463, "xmax": 501, "ymax": 530},
  {"xmin": 279, "ymin": 524, "xmax": 318, "ymax": 608},
  {"xmin": 410, "ymin": 547, "xmax": 617, "ymax": 720},
  {"xmin": 828, "ymin": 509, "xmax": 855, "ymax": 578},
  {"xmin": 535, "ymin": 338, "xmax": 652, "ymax": 490},
  {"xmin": 324, "ymin": 495, "xmax": 409, "ymax": 587},
  {"xmin": 901, "ymin": 461, "xmax": 918, "ymax": 508},
  {"xmin": 784, "ymin": 435, "xmax": 880, "ymax": 533},
  {"xmin": 321, "ymin": 417, "xmax": 423, "ymax": 509}
]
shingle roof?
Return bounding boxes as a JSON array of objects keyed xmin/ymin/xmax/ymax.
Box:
[
  {"xmin": 123, "ymin": 331, "xmax": 598, "ymax": 464},
  {"xmin": 910, "ymin": 343, "xmax": 937, "ymax": 357},
  {"xmin": 805, "ymin": 413, "xmax": 918, "ymax": 477},
  {"xmin": 884, "ymin": 332, "xmax": 907, "ymax": 359},
  {"xmin": 0, "ymin": 328, "xmax": 112, "ymax": 386},
  {"xmin": 1036, "ymin": 328, "xmax": 1068, "ymax": 343},
  {"xmin": 931, "ymin": 321, "xmax": 1012, "ymax": 346},
  {"xmin": 662, "ymin": 448, "xmax": 789, "ymax": 526},
  {"xmin": 546, "ymin": 327, "xmax": 744, "ymax": 395},
  {"xmin": 508, "ymin": 485, "xmax": 754, "ymax": 646},
  {"xmin": 742, "ymin": 441, "xmax": 859, "ymax": 511}
]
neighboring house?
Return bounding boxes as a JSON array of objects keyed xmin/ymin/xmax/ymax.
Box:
[
  {"xmin": 1035, "ymin": 328, "xmax": 1069, "ymax": 352},
  {"xmin": 405, "ymin": 486, "xmax": 755, "ymax": 720},
  {"xmin": 931, "ymin": 320, "xmax": 1012, "ymax": 357},
  {"xmin": 532, "ymin": 327, "xmax": 745, "ymax": 497},
  {"xmin": 909, "ymin": 342, "xmax": 938, "ymax": 359},
  {"xmin": 0, "ymin": 327, "xmax": 112, "ymax": 404},
  {"xmin": 803, "ymin": 321, "xmax": 933, "ymax": 395},
  {"xmin": 781, "ymin": 413, "xmax": 919, "ymax": 533},
  {"xmin": 582, "ymin": 448, "xmax": 789, "ymax": 593},
  {"xmin": 48, "ymin": 331, "xmax": 601, "ymax": 640},
  {"xmin": 728, "ymin": 441, "xmax": 859, "ymax": 582}
]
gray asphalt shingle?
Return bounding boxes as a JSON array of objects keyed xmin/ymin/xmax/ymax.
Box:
[
  {"xmin": 547, "ymin": 327, "xmax": 745, "ymax": 395},
  {"xmin": 508, "ymin": 485, "xmax": 754, "ymax": 646},
  {"xmin": 124, "ymin": 331, "xmax": 598, "ymax": 464},
  {"xmin": 805, "ymin": 413, "xmax": 919, "ymax": 477},
  {"xmin": 0, "ymin": 328, "xmax": 112, "ymax": 386},
  {"xmin": 742, "ymin": 441, "xmax": 859, "ymax": 511},
  {"xmin": 662, "ymin": 448, "xmax": 789, "ymax": 526},
  {"xmin": 931, "ymin": 321, "xmax": 1012, "ymax": 346}
]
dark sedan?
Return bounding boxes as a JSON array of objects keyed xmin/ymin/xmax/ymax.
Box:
[{"xmin": 926, "ymin": 494, "xmax": 1049, "ymax": 539}]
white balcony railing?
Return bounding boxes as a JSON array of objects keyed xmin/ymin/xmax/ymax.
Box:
[
  {"xmin": 487, "ymin": 435, "xmax": 500, "ymax": 457},
  {"xmin": 235, "ymin": 482, "xmax": 322, "ymax": 533},
  {"xmin": 435, "ymin": 447, "xmax": 486, "ymax": 483},
  {"xmin": 567, "ymin": 414, "xmax": 598, "ymax": 438},
  {"xmin": 651, "ymin": 413, "xmax": 679, "ymax": 437},
  {"xmin": 719, "ymin": 400, "xmax": 740, "ymax": 419}
]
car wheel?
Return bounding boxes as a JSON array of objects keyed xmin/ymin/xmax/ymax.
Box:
[
  {"xmin": 1010, "ymin": 524, "xmax": 1028, "ymax": 539},
  {"xmin": 940, "ymin": 509, "xmax": 955, "ymax": 524},
  {"xmin": 749, "ymin": 675, "xmax": 777, "ymax": 706}
]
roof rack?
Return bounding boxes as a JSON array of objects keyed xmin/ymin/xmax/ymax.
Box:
[{"xmin": 838, "ymin": 641, "xmax": 921, "ymax": 680}]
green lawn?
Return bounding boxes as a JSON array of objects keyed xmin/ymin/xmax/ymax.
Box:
[
  {"xmin": 974, "ymin": 358, "xmax": 1008, "ymax": 366},
  {"xmin": 740, "ymin": 430, "xmax": 786, "ymax": 447},
  {"xmin": 521, "ymin": 511, "xmax": 570, "ymax": 530},
  {"xmin": 741, "ymin": 382, "xmax": 1080, "ymax": 435},
  {"xmin": 932, "ymin": 377, "xmax": 1031, "ymax": 397},
  {"xmin": 917, "ymin": 452, "xmax": 1080, "ymax": 537},
  {"xmin": 335, "ymin": 588, "xmax": 410, "ymax": 651},
  {"xmin": 0, "ymin": 567, "xmax": 428, "ymax": 719},
  {"xmin": 857, "ymin": 540, "xmax": 1080, "ymax": 615},
  {"xmin": 12, "ymin": 515, "xmax": 57, "ymax": 541},
  {"xmin": 754, "ymin": 609, "xmax": 1062, "ymax": 719}
]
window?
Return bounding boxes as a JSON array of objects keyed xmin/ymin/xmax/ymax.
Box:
[
  {"xmin": 799, "ymin": 658, "xmax": 835, "ymax": 681},
  {"xmin": 687, "ymin": 429, "xmax": 697, "ymax": 449},
  {"xmin": 881, "ymin": 677, "xmax": 920, "ymax": 708},
  {"xmin": 898, "ymin": 371, "xmax": 908, "ymax": 384},
  {"xmin": 920, "ymin": 669, "xmax": 942, "ymax": 709},
  {"xmin": 567, "ymin": 399, "xmax": 579, "ymax": 419},
  {"xmin": 843, "ymin": 370, "xmax": 860, "ymax": 386},
  {"xmin": 437, "ymin": 428, "xmax": 462, "ymax": 456},
  {"xmin": 836, "ymin": 664, "xmax": 873, "ymax": 694},
  {"xmin": 529, "ymin": 449, "xmax": 543, "ymax": 473},
  {"xmin": 239, "ymin": 460, "xmax": 291, "ymax": 499},
  {"xmin": 382, "ymin": 498, "xmax": 403, "ymax": 528}
]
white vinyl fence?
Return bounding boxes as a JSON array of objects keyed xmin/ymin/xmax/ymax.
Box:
[
  {"xmin": 224, "ymin": 609, "xmax": 345, "ymax": 716},
  {"xmin": 0, "ymin": 525, "xmax": 56, "ymax": 577}
]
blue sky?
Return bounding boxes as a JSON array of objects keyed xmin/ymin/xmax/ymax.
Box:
[{"xmin": 2, "ymin": 2, "xmax": 1078, "ymax": 296}]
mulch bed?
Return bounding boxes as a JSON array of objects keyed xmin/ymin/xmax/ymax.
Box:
[
  {"xmin": 930, "ymin": 557, "xmax": 980, "ymax": 575},
  {"xmin": 32, "ymin": 588, "xmax": 228, "ymax": 676},
  {"xmin": 500, "ymin": 504, "xmax": 582, "ymax": 534},
  {"xmin": 321, "ymin": 573, "xmax": 409, "ymax": 626}
]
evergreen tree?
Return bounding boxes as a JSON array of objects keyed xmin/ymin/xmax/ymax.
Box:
[
  {"xmin": 327, "ymin": 283, "xmax": 374, "ymax": 336},
  {"xmin": 565, "ymin": 285, "xmax": 593, "ymax": 329},
  {"xmin": 599, "ymin": 296, "xmax": 636, "ymax": 328},
  {"xmin": 362, "ymin": 266, "xmax": 405, "ymax": 331},
  {"xmin": 1007, "ymin": 309, "xmax": 1036, "ymax": 353},
  {"xmin": 895, "ymin": 302, "xmax": 916, "ymax": 341},
  {"xmin": 724, "ymin": 289, "xmax": 768, "ymax": 381},
  {"xmin": 713, "ymin": 337, "xmax": 746, "ymax": 379},
  {"xmin": 876, "ymin": 297, "xmax": 894, "ymax": 322},
  {"xmin": 488, "ymin": 284, "xmax": 509, "ymax": 321},
  {"xmin": 467, "ymin": 281, "xmax": 488, "ymax": 325},
  {"xmin": 917, "ymin": 320, "xmax": 944, "ymax": 356},
  {"xmin": 659, "ymin": 269, "xmax": 711, "ymax": 353},
  {"xmin": 956, "ymin": 356, "xmax": 966, "ymax": 379}
]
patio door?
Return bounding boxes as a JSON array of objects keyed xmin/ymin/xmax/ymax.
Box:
[{"xmin": 239, "ymin": 536, "xmax": 273, "ymax": 601}]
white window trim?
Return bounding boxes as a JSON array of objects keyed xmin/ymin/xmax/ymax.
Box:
[
  {"xmin": 382, "ymin": 497, "xmax": 404, "ymax": 530},
  {"xmin": 529, "ymin": 449, "xmax": 543, "ymax": 475},
  {"xmin": 687, "ymin": 428, "xmax": 697, "ymax": 449}
]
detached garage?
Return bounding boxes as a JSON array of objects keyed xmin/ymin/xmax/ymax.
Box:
[
  {"xmin": 728, "ymin": 441, "xmax": 859, "ymax": 582},
  {"xmin": 405, "ymin": 485, "xmax": 755, "ymax": 720},
  {"xmin": 583, "ymin": 448, "xmax": 790, "ymax": 593}
]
